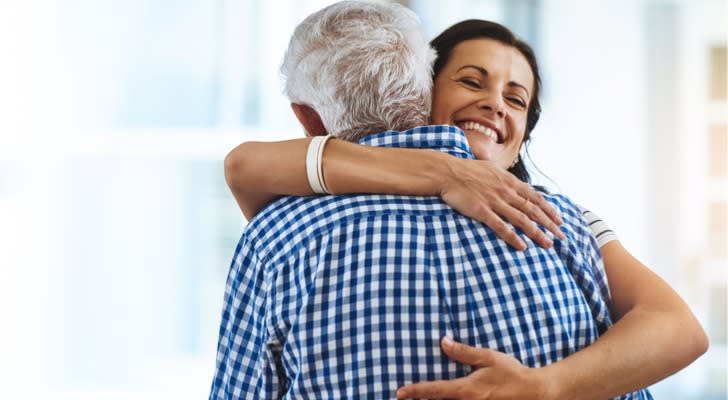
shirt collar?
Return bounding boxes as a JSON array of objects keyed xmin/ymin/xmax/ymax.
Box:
[{"xmin": 356, "ymin": 125, "xmax": 475, "ymax": 160}]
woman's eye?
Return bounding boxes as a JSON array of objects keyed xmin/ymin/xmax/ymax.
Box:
[
  {"xmin": 460, "ymin": 79, "xmax": 481, "ymax": 88},
  {"xmin": 507, "ymin": 97, "xmax": 527, "ymax": 108}
]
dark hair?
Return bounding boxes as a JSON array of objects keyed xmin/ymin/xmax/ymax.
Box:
[{"xmin": 430, "ymin": 20, "xmax": 542, "ymax": 184}]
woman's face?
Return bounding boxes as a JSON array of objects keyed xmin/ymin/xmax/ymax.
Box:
[{"xmin": 430, "ymin": 38, "xmax": 534, "ymax": 169}]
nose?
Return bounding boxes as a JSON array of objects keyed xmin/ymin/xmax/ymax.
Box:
[{"xmin": 476, "ymin": 94, "xmax": 506, "ymax": 119}]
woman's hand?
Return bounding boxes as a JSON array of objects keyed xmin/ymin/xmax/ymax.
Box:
[
  {"xmin": 396, "ymin": 337, "xmax": 548, "ymax": 400},
  {"xmin": 439, "ymin": 157, "xmax": 564, "ymax": 250}
]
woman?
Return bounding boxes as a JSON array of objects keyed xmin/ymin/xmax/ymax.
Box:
[{"xmin": 225, "ymin": 19, "xmax": 707, "ymax": 399}]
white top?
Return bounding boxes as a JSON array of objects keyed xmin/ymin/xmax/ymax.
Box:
[{"xmin": 580, "ymin": 207, "xmax": 618, "ymax": 248}]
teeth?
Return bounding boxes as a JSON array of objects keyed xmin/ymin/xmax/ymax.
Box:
[{"xmin": 460, "ymin": 121, "xmax": 498, "ymax": 142}]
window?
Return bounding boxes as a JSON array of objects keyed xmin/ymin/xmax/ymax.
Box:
[
  {"xmin": 709, "ymin": 201, "xmax": 728, "ymax": 258},
  {"xmin": 709, "ymin": 285, "xmax": 727, "ymax": 343},
  {"xmin": 711, "ymin": 46, "xmax": 727, "ymax": 101},
  {"xmin": 710, "ymin": 124, "xmax": 727, "ymax": 178}
]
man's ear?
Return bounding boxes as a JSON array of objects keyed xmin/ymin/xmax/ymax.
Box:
[{"xmin": 291, "ymin": 103, "xmax": 328, "ymax": 137}]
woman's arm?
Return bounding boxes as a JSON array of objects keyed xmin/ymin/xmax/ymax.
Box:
[
  {"xmin": 396, "ymin": 243, "xmax": 708, "ymax": 400},
  {"xmin": 224, "ymin": 137, "xmax": 564, "ymax": 249},
  {"xmin": 538, "ymin": 240, "xmax": 708, "ymax": 398}
]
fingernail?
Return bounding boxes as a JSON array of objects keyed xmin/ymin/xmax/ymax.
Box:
[{"xmin": 442, "ymin": 336, "xmax": 454, "ymax": 349}]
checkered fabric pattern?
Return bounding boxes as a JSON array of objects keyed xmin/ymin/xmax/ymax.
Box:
[{"xmin": 210, "ymin": 125, "xmax": 653, "ymax": 399}]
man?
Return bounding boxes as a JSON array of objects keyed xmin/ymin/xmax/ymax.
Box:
[{"xmin": 209, "ymin": 2, "xmax": 654, "ymax": 398}]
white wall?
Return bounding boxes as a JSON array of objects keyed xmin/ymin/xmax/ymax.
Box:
[{"xmin": 536, "ymin": 0, "xmax": 649, "ymax": 261}]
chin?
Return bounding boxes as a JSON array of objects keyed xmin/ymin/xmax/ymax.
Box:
[{"xmin": 472, "ymin": 148, "xmax": 494, "ymax": 162}]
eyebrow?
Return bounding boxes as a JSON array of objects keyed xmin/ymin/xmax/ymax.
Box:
[{"xmin": 456, "ymin": 64, "xmax": 531, "ymax": 98}]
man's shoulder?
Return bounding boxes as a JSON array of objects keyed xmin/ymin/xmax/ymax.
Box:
[
  {"xmin": 243, "ymin": 194, "xmax": 459, "ymax": 257},
  {"xmin": 359, "ymin": 124, "xmax": 465, "ymax": 145},
  {"xmin": 240, "ymin": 190, "xmax": 595, "ymax": 265},
  {"xmin": 357, "ymin": 125, "xmax": 475, "ymax": 160},
  {"xmin": 543, "ymin": 193, "xmax": 584, "ymax": 222},
  {"xmin": 543, "ymin": 192, "xmax": 599, "ymax": 253},
  {"xmin": 249, "ymin": 193, "xmax": 454, "ymax": 229}
]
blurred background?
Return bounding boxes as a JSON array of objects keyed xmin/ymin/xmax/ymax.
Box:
[{"xmin": 0, "ymin": 0, "xmax": 725, "ymax": 398}]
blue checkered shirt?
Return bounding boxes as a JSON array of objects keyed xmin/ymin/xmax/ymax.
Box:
[{"xmin": 210, "ymin": 125, "xmax": 653, "ymax": 399}]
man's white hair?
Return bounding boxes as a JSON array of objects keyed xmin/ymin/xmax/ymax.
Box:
[{"xmin": 281, "ymin": 0, "xmax": 436, "ymax": 141}]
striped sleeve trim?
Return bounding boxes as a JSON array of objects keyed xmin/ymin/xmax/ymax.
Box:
[{"xmin": 580, "ymin": 208, "xmax": 618, "ymax": 248}]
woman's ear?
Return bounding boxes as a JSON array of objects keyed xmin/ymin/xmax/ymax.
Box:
[{"xmin": 290, "ymin": 103, "xmax": 328, "ymax": 137}]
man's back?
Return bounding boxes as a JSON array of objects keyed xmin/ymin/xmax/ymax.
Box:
[{"xmin": 211, "ymin": 178, "xmax": 612, "ymax": 398}]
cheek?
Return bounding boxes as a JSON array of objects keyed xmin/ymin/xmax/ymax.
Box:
[
  {"xmin": 430, "ymin": 106, "xmax": 446, "ymax": 124},
  {"xmin": 512, "ymin": 116, "xmax": 528, "ymax": 143},
  {"xmin": 430, "ymin": 92, "xmax": 447, "ymax": 123},
  {"xmin": 430, "ymin": 80, "xmax": 460, "ymax": 124}
]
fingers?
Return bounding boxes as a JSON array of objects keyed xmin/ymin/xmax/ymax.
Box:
[
  {"xmin": 522, "ymin": 201, "xmax": 564, "ymax": 241},
  {"xmin": 438, "ymin": 160, "xmax": 565, "ymax": 249},
  {"xmin": 489, "ymin": 179, "xmax": 563, "ymax": 248},
  {"xmin": 440, "ymin": 336, "xmax": 495, "ymax": 367},
  {"xmin": 480, "ymin": 202, "xmax": 552, "ymax": 251},
  {"xmin": 501, "ymin": 200, "xmax": 554, "ymax": 249},
  {"xmin": 396, "ymin": 377, "xmax": 467, "ymax": 399},
  {"xmin": 523, "ymin": 191, "xmax": 565, "ymax": 240},
  {"xmin": 395, "ymin": 338, "xmax": 498, "ymax": 398},
  {"xmin": 480, "ymin": 208, "xmax": 527, "ymax": 250},
  {"xmin": 516, "ymin": 199, "xmax": 566, "ymax": 245},
  {"xmin": 504, "ymin": 175, "xmax": 563, "ymax": 228},
  {"xmin": 507, "ymin": 184, "xmax": 566, "ymax": 244}
]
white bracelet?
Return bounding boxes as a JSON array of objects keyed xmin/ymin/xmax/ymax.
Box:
[{"xmin": 306, "ymin": 135, "xmax": 333, "ymax": 194}]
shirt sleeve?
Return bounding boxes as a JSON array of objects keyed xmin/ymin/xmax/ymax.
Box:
[
  {"xmin": 580, "ymin": 208, "xmax": 618, "ymax": 248},
  {"xmin": 210, "ymin": 233, "xmax": 272, "ymax": 399},
  {"xmin": 575, "ymin": 205, "xmax": 614, "ymax": 306}
]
